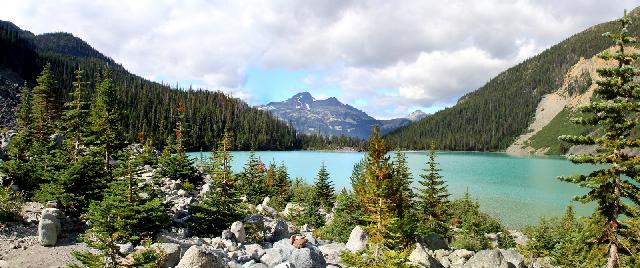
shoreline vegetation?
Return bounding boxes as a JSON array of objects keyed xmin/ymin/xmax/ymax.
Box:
[{"xmin": 0, "ymin": 8, "xmax": 640, "ymax": 268}]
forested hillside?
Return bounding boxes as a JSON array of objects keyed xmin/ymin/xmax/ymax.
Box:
[
  {"xmin": 0, "ymin": 20, "xmax": 299, "ymax": 150},
  {"xmin": 385, "ymin": 9, "xmax": 640, "ymax": 151}
]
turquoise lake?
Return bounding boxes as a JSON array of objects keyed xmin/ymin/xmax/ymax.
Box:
[{"xmin": 186, "ymin": 151, "xmax": 598, "ymax": 229}]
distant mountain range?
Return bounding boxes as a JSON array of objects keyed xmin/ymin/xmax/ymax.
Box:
[{"xmin": 257, "ymin": 92, "xmax": 426, "ymax": 139}]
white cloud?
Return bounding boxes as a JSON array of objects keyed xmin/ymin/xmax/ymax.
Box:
[{"xmin": 0, "ymin": 0, "xmax": 636, "ymax": 118}]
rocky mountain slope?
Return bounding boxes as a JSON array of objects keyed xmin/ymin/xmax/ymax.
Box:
[
  {"xmin": 385, "ymin": 8, "xmax": 640, "ymax": 152},
  {"xmin": 258, "ymin": 92, "xmax": 426, "ymax": 139}
]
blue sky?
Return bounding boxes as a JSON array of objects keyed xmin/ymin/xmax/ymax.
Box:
[{"xmin": 1, "ymin": 0, "xmax": 637, "ymax": 119}]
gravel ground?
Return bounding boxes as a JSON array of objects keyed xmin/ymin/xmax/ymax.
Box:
[{"xmin": 0, "ymin": 222, "xmax": 90, "ymax": 268}]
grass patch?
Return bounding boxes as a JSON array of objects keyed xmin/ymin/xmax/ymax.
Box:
[{"xmin": 527, "ymin": 108, "xmax": 594, "ymax": 155}]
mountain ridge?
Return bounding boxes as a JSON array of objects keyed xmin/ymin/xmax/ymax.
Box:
[
  {"xmin": 384, "ymin": 10, "xmax": 640, "ymax": 152},
  {"xmin": 0, "ymin": 20, "xmax": 300, "ymax": 150},
  {"xmin": 258, "ymin": 92, "xmax": 425, "ymax": 139}
]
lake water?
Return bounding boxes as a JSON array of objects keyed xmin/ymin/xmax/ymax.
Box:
[{"xmin": 186, "ymin": 150, "xmax": 598, "ymax": 229}]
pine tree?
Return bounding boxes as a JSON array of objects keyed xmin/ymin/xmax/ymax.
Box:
[
  {"xmin": 391, "ymin": 151, "xmax": 413, "ymax": 218},
  {"xmin": 558, "ymin": 10, "xmax": 640, "ymax": 268},
  {"xmin": 158, "ymin": 102, "xmax": 197, "ymax": 183},
  {"xmin": 270, "ymin": 162, "xmax": 292, "ymax": 209},
  {"xmin": 90, "ymin": 66, "xmax": 125, "ymax": 171},
  {"xmin": 16, "ymin": 81, "xmax": 32, "ymax": 139},
  {"xmin": 415, "ymin": 143, "xmax": 451, "ymax": 237},
  {"xmin": 31, "ymin": 63, "xmax": 57, "ymax": 143},
  {"xmin": 313, "ymin": 162, "xmax": 335, "ymax": 210},
  {"xmin": 238, "ymin": 151, "xmax": 268, "ymax": 204},
  {"xmin": 355, "ymin": 126, "xmax": 400, "ymax": 257},
  {"xmin": 61, "ymin": 69, "xmax": 90, "ymax": 162},
  {"xmin": 209, "ymin": 131, "xmax": 235, "ymax": 197}
]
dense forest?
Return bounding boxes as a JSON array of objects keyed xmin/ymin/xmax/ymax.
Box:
[
  {"xmin": 0, "ymin": 20, "xmax": 301, "ymax": 151},
  {"xmin": 384, "ymin": 8, "xmax": 640, "ymax": 151}
]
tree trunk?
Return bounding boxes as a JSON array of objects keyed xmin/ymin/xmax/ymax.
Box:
[
  {"xmin": 607, "ymin": 242, "xmax": 619, "ymax": 268},
  {"xmin": 607, "ymin": 174, "xmax": 621, "ymax": 268}
]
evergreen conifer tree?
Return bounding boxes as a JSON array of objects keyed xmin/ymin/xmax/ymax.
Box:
[
  {"xmin": 354, "ymin": 126, "xmax": 401, "ymax": 258},
  {"xmin": 158, "ymin": 102, "xmax": 197, "ymax": 183},
  {"xmin": 558, "ymin": 10, "xmax": 640, "ymax": 267},
  {"xmin": 313, "ymin": 162, "xmax": 335, "ymax": 210},
  {"xmin": 415, "ymin": 143, "xmax": 451, "ymax": 237},
  {"xmin": 90, "ymin": 66, "xmax": 125, "ymax": 171},
  {"xmin": 31, "ymin": 63, "xmax": 57, "ymax": 143},
  {"xmin": 391, "ymin": 151, "xmax": 413, "ymax": 219},
  {"xmin": 209, "ymin": 131, "xmax": 235, "ymax": 196},
  {"xmin": 61, "ymin": 69, "xmax": 90, "ymax": 162},
  {"xmin": 238, "ymin": 151, "xmax": 268, "ymax": 204},
  {"xmin": 16, "ymin": 81, "xmax": 32, "ymax": 139}
]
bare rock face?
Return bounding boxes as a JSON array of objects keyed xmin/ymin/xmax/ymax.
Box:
[{"xmin": 345, "ymin": 226, "xmax": 366, "ymax": 252}]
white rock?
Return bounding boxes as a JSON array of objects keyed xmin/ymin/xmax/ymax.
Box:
[
  {"xmin": 345, "ymin": 226, "xmax": 366, "ymax": 252},
  {"xmin": 176, "ymin": 245, "xmax": 227, "ymax": 268},
  {"xmin": 231, "ymin": 221, "xmax": 246, "ymax": 243}
]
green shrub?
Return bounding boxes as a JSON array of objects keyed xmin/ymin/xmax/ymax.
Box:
[
  {"xmin": 451, "ymin": 231, "xmax": 490, "ymax": 251},
  {"xmin": 0, "ymin": 186, "xmax": 23, "ymax": 222},
  {"xmin": 448, "ymin": 192, "xmax": 507, "ymax": 250},
  {"xmin": 340, "ymin": 246, "xmax": 411, "ymax": 268},
  {"xmin": 188, "ymin": 189, "xmax": 243, "ymax": 237},
  {"xmin": 317, "ymin": 190, "xmax": 365, "ymax": 243}
]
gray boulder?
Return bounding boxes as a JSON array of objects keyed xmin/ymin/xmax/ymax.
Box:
[
  {"xmin": 449, "ymin": 249, "xmax": 474, "ymax": 266},
  {"xmin": 152, "ymin": 243, "xmax": 181, "ymax": 268},
  {"xmin": 38, "ymin": 218, "xmax": 58, "ymax": 246},
  {"xmin": 38, "ymin": 208, "xmax": 62, "ymax": 246},
  {"xmin": 261, "ymin": 238, "xmax": 326, "ymax": 268},
  {"xmin": 176, "ymin": 245, "xmax": 227, "ymax": 268},
  {"xmin": 289, "ymin": 246, "xmax": 326, "ymax": 268},
  {"xmin": 266, "ymin": 220, "xmax": 290, "ymax": 242},
  {"xmin": 273, "ymin": 262, "xmax": 295, "ymax": 268},
  {"xmin": 318, "ymin": 243, "xmax": 346, "ymax": 264},
  {"xmin": 231, "ymin": 221, "xmax": 246, "ymax": 243},
  {"xmin": 249, "ymin": 264, "xmax": 269, "ymax": 268},
  {"xmin": 243, "ymin": 243, "xmax": 266, "ymax": 260},
  {"xmin": 408, "ymin": 243, "xmax": 444, "ymax": 268},
  {"xmin": 463, "ymin": 249, "xmax": 510, "ymax": 268},
  {"xmin": 345, "ymin": 226, "xmax": 366, "ymax": 252},
  {"xmin": 419, "ymin": 233, "xmax": 449, "ymax": 250},
  {"xmin": 500, "ymin": 249, "xmax": 525, "ymax": 268},
  {"xmin": 261, "ymin": 247, "xmax": 289, "ymax": 267}
]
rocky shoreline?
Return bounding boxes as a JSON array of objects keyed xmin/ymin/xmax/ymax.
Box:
[{"xmin": 0, "ymin": 167, "xmax": 556, "ymax": 268}]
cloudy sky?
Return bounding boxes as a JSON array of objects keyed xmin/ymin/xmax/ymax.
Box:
[{"xmin": 1, "ymin": 0, "xmax": 637, "ymax": 119}]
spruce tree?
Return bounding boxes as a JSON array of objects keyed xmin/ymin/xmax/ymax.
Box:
[
  {"xmin": 209, "ymin": 131, "xmax": 235, "ymax": 196},
  {"xmin": 415, "ymin": 143, "xmax": 451, "ymax": 238},
  {"xmin": 90, "ymin": 66, "xmax": 125, "ymax": 171},
  {"xmin": 558, "ymin": 10, "xmax": 640, "ymax": 268},
  {"xmin": 238, "ymin": 151, "xmax": 267, "ymax": 204},
  {"xmin": 158, "ymin": 102, "xmax": 197, "ymax": 183},
  {"xmin": 16, "ymin": 81, "xmax": 32, "ymax": 139},
  {"xmin": 313, "ymin": 162, "xmax": 335, "ymax": 210},
  {"xmin": 355, "ymin": 126, "xmax": 400, "ymax": 257},
  {"xmin": 391, "ymin": 151, "xmax": 413, "ymax": 218},
  {"xmin": 269, "ymin": 162, "xmax": 292, "ymax": 210},
  {"xmin": 31, "ymin": 63, "xmax": 57, "ymax": 143},
  {"xmin": 61, "ymin": 69, "xmax": 90, "ymax": 162}
]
